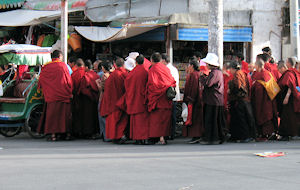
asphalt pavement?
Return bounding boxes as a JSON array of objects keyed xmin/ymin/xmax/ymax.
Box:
[{"xmin": 0, "ymin": 134, "xmax": 299, "ymax": 190}]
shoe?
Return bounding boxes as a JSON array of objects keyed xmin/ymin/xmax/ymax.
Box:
[
  {"xmin": 188, "ymin": 138, "xmax": 201, "ymax": 144},
  {"xmin": 103, "ymin": 138, "xmax": 112, "ymax": 142},
  {"xmin": 199, "ymin": 140, "xmax": 210, "ymax": 145},
  {"xmin": 144, "ymin": 139, "xmax": 155, "ymax": 145},
  {"xmin": 118, "ymin": 135, "xmax": 127, "ymax": 144},
  {"xmin": 220, "ymin": 133, "xmax": 231, "ymax": 144},
  {"xmin": 256, "ymin": 137, "xmax": 268, "ymax": 142},
  {"xmin": 240, "ymin": 138, "xmax": 253, "ymax": 143},
  {"xmin": 211, "ymin": 140, "xmax": 221, "ymax": 145},
  {"xmin": 278, "ymin": 136, "xmax": 290, "ymax": 141}
]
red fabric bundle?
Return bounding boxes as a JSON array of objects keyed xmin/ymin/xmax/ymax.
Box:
[
  {"xmin": 147, "ymin": 62, "xmax": 176, "ymax": 112},
  {"xmin": 38, "ymin": 59, "xmax": 73, "ymax": 103}
]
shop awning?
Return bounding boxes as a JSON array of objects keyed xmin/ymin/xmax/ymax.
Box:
[
  {"xmin": 23, "ymin": 0, "xmax": 87, "ymax": 11},
  {"xmin": 0, "ymin": 0, "xmax": 24, "ymax": 9},
  {"xmin": 0, "ymin": 9, "xmax": 76, "ymax": 26},
  {"xmin": 75, "ymin": 25, "xmax": 164, "ymax": 42},
  {"xmin": 177, "ymin": 27, "xmax": 253, "ymax": 42}
]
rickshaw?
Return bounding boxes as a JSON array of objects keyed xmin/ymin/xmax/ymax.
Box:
[{"xmin": 0, "ymin": 44, "xmax": 51, "ymax": 138}]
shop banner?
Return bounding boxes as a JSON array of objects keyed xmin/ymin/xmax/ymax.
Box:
[{"xmin": 23, "ymin": 0, "xmax": 87, "ymax": 11}]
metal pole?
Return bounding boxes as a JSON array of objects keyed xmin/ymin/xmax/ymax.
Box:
[
  {"xmin": 61, "ymin": 0, "xmax": 68, "ymax": 63},
  {"xmin": 208, "ymin": 0, "xmax": 223, "ymax": 68},
  {"xmin": 290, "ymin": 0, "xmax": 300, "ymax": 59}
]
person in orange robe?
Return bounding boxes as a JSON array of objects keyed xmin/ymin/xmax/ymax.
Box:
[
  {"xmin": 147, "ymin": 52, "xmax": 176, "ymax": 145},
  {"xmin": 251, "ymin": 58, "xmax": 278, "ymax": 141},
  {"xmin": 100, "ymin": 58, "xmax": 128, "ymax": 143},
  {"xmin": 38, "ymin": 50, "xmax": 73, "ymax": 141},
  {"xmin": 123, "ymin": 55, "xmax": 150, "ymax": 144},
  {"xmin": 71, "ymin": 58, "xmax": 86, "ymax": 138},
  {"xmin": 277, "ymin": 57, "xmax": 300, "ymax": 141},
  {"xmin": 182, "ymin": 58, "xmax": 205, "ymax": 144}
]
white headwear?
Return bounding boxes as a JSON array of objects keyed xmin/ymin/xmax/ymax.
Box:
[
  {"xmin": 126, "ymin": 52, "xmax": 139, "ymax": 60},
  {"xmin": 124, "ymin": 57, "xmax": 136, "ymax": 71},
  {"xmin": 202, "ymin": 53, "xmax": 219, "ymax": 67}
]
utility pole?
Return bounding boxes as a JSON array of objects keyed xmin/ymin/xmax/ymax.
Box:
[
  {"xmin": 61, "ymin": 0, "xmax": 68, "ymax": 63},
  {"xmin": 290, "ymin": 0, "xmax": 300, "ymax": 59},
  {"xmin": 208, "ymin": 0, "xmax": 223, "ymax": 68}
]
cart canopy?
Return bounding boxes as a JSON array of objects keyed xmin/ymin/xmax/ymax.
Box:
[{"xmin": 0, "ymin": 44, "xmax": 51, "ymax": 66}]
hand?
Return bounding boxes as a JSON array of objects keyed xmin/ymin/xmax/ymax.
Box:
[{"xmin": 283, "ymin": 98, "xmax": 289, "ymax": 105}]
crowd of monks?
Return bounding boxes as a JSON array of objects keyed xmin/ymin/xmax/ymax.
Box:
[{"xmin": 37, "ymin": 47, "xmax": 300, "ymax": 145}]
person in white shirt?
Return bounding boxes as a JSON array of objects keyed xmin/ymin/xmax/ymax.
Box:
[{"xmin": 162, "ymin": 53, "xmax": 180, "ymax": 139}]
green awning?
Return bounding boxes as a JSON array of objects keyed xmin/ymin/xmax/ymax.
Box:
[
  {"xmin": 23, "ymin": 0, "xmax": 87, "ymax": 11},
  {"xmin": 0, "ymin": 0, "xmax": 24, "ymax": 9}
]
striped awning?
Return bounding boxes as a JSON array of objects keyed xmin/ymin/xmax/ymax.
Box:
[
  {"xmin": 0, "ymin": 0, "xmax": 24, "ymax": 9},
  {"xmin": 23, "ymin": 0, "xmax": 87, "ymax": 11}
]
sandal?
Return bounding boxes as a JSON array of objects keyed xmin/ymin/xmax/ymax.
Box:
[
  {"xmin": 155, "ymin": 140, "xmax": 167, "ymax": 145},
  {"xmin": 47, "ymin": 136, "xmax": 57, "ymax": 141}
]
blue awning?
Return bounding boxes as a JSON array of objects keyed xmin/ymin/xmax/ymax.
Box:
[{"xmin": 178, "ymin": 27, "xmax": 252, "ymax": 42}]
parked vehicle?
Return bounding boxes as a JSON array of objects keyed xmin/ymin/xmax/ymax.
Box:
[{"xmin": 0, "ymin": 44, "xmax": 51, "ymax": 138}]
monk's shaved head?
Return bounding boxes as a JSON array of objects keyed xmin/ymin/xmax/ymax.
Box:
[
  {"xmin": 76, "ymin": 58, "xmax": 85, "ymax": 67},
  {"xmin": 115, "ymin": 58, "xmax": 124, "ymax": 68}
]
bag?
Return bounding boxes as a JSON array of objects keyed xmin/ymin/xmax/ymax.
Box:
[
  {"xmin": 257, "ymin": 72, "xmax": 280, "ymax": 100},
  {"xmin": 185, "ymin": 104, "xmax": 193, "ymax": 126},
  {"xmin": 166, "ymin": 86, "xmax": 176, "ymax": 100}
]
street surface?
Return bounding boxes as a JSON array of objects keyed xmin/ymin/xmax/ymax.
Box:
[{"xmin": 0, "ymin": 134, "xmax": 299, "ymax": 190}]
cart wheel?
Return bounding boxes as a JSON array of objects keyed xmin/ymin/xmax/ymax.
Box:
[
  {"xmin": 25, "ymin": 105, "xmax": 45, "ymax": 139},
  {"xmin": 0, "ymin": 127, "xmax": 22, "ymax": 137}
]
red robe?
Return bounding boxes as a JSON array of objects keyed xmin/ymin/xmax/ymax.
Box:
[
  {"xmin": 251, "ymin": 69, "xmax": 277, "ymax": 136},
  {"xmin": 71, "ymin": 67, "xmax": 86, "ymax": 136},
  {"xmin": 241, "ymin": 60, "xmax": 249, "ymax": 74},
  {"xmin": 76, "ymin": 70, "xmax": 100, "ymax": 136},
  {"xmin": 144, "ymin": 58, "xmax": 152, "ymax": 71},
  {"xmin": 100, "ymin": 67, "xmax": 128, "ymax": 139},
  {"xmin": 183, "ymin": 71, "xmax": 205, "ymax": 137},
  {"xmin": 264, "ymin": 62, "xmax": 281, "ymax": 81},
  {"xmin": 38, "ymin": 58, "xmax": 73, "ymax": 134},
  {"xmin": 277, "ymin": 68, "xmax": 300, "ymax": 136},
  {"xmin": 223, "ymin": 71, "xmax": 233, "ymax": 128},
  {"xmin": 147, "ymin": 62, "xmax": 176, "ymax": 138},
  {"xmin": 124, "ymin": 64, "xmax": 149, "ymax": 140}
]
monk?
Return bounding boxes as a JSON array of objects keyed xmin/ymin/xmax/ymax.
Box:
[
  {"xmin": 77, "ymin": 60, "xmax": 100, "ymax": 138},
  {"xmin": 222, "ymin": 62, "xmax": 233, "ymax": 131},
  {"xmin": 183, "ymin": 58, "xmax": 205, "ymax": 144},
  {"xmin": 257, "ymin": 53, "xmax": 281, "ymax": 81},
  {"xmin": 277, "ymin": 57, "xmax": 300, "ymax": 140},
  {"xmin": 38, "ymin": 50, "xmax": 73, "ymax": 141},
  {"xmin": 123, "ymin": 55, "xmax": 150, "ymax": 144},
  {"xmin": 147, "ymin": 52, "xmax": 176, "ymax": 145},
  {"xmin": 236, "ymin": 53, "xmax": 249, "ymax": 74},
  {"xmin": 71, "ymin": 58, "xmax": 86, "ymax": 138},
  {"xmin": 100, "ymin": 58, "xmax": 128, "ymax": 143},
  {"xmin": 68, "ymin": 56, "xmax": 78, "ymax": 72},
  {"xmin": 251, "ymin": 58, "xmax": 278, "ymax": 141}
]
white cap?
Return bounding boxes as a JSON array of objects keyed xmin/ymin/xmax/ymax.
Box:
[
  {"xmin": 126, "ymin": 52, "xmax": 139, "ymax": 60},
  {"xmin": 202, "ymin": 53, "xmax": 219, "ymax": 67},
  {"xmin": 124, "ymin": 58, "xmax": 136, "ymax": 71}
]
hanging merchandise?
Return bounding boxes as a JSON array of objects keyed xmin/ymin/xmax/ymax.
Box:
[
  {"xmin": 42, "ymin": 34, "xmax": 57, "ymax": 47},
  {"xmin": 37, "ymin": 34, "xmax": 45, "ymax": 47},
  {"xmin": 68, "ymin": 33, "xmax": 82, "ymax": 52}
]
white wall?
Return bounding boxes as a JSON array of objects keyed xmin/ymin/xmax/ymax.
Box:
[{"xmin": 189, "ymin": 0, "xmax": 285, "ymax": 62}]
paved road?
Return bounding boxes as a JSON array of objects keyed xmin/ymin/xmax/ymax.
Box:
[{"xmin": 0, "ymin": 134, "xmax": 299, "ymax": 190}]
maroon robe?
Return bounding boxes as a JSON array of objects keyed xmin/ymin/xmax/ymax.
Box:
[
  {"xmin": 264, "ymin": 62, "xmax": 281, "ymax": 81},
  {"xmin": 251, "ymin": 69, "xmax": 278, "ymax": 136},
  {"xmin": 71, "ymin": 67, "xmax": 86, "ymax": 136},
  {"xmin": 77, "ymin": 70, "xmax": 100, "ymax": 136},
  {"xmin": 147, "ymin": 62, "xmax": 176, "ymax": 138},
  {"xmin": 277, "ymin": 68, "xmax": 300, "ymax": 136},
  {"xmin": 100, "ymin": 67, "xmax": 128, "ymax": 140},
  {"xmin": 38, "ymin": 58, "xmax": 73, "ymax": 134},
  {"xmin": 182, "ymin": 71, "xmax": 205, "ymax": 137},
  {"xmin": 124, "ymin": 64, "xmax": 149, "ymax": 140}
]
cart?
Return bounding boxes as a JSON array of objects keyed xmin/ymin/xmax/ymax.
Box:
[{"xmin": 0, "ymin": 44, "xmax": 51, "ymax": 138}]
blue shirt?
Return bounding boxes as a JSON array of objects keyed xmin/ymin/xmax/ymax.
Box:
[{"xmin": 65, "ymin": 63, "xmax": 73, "ymax": 75}]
